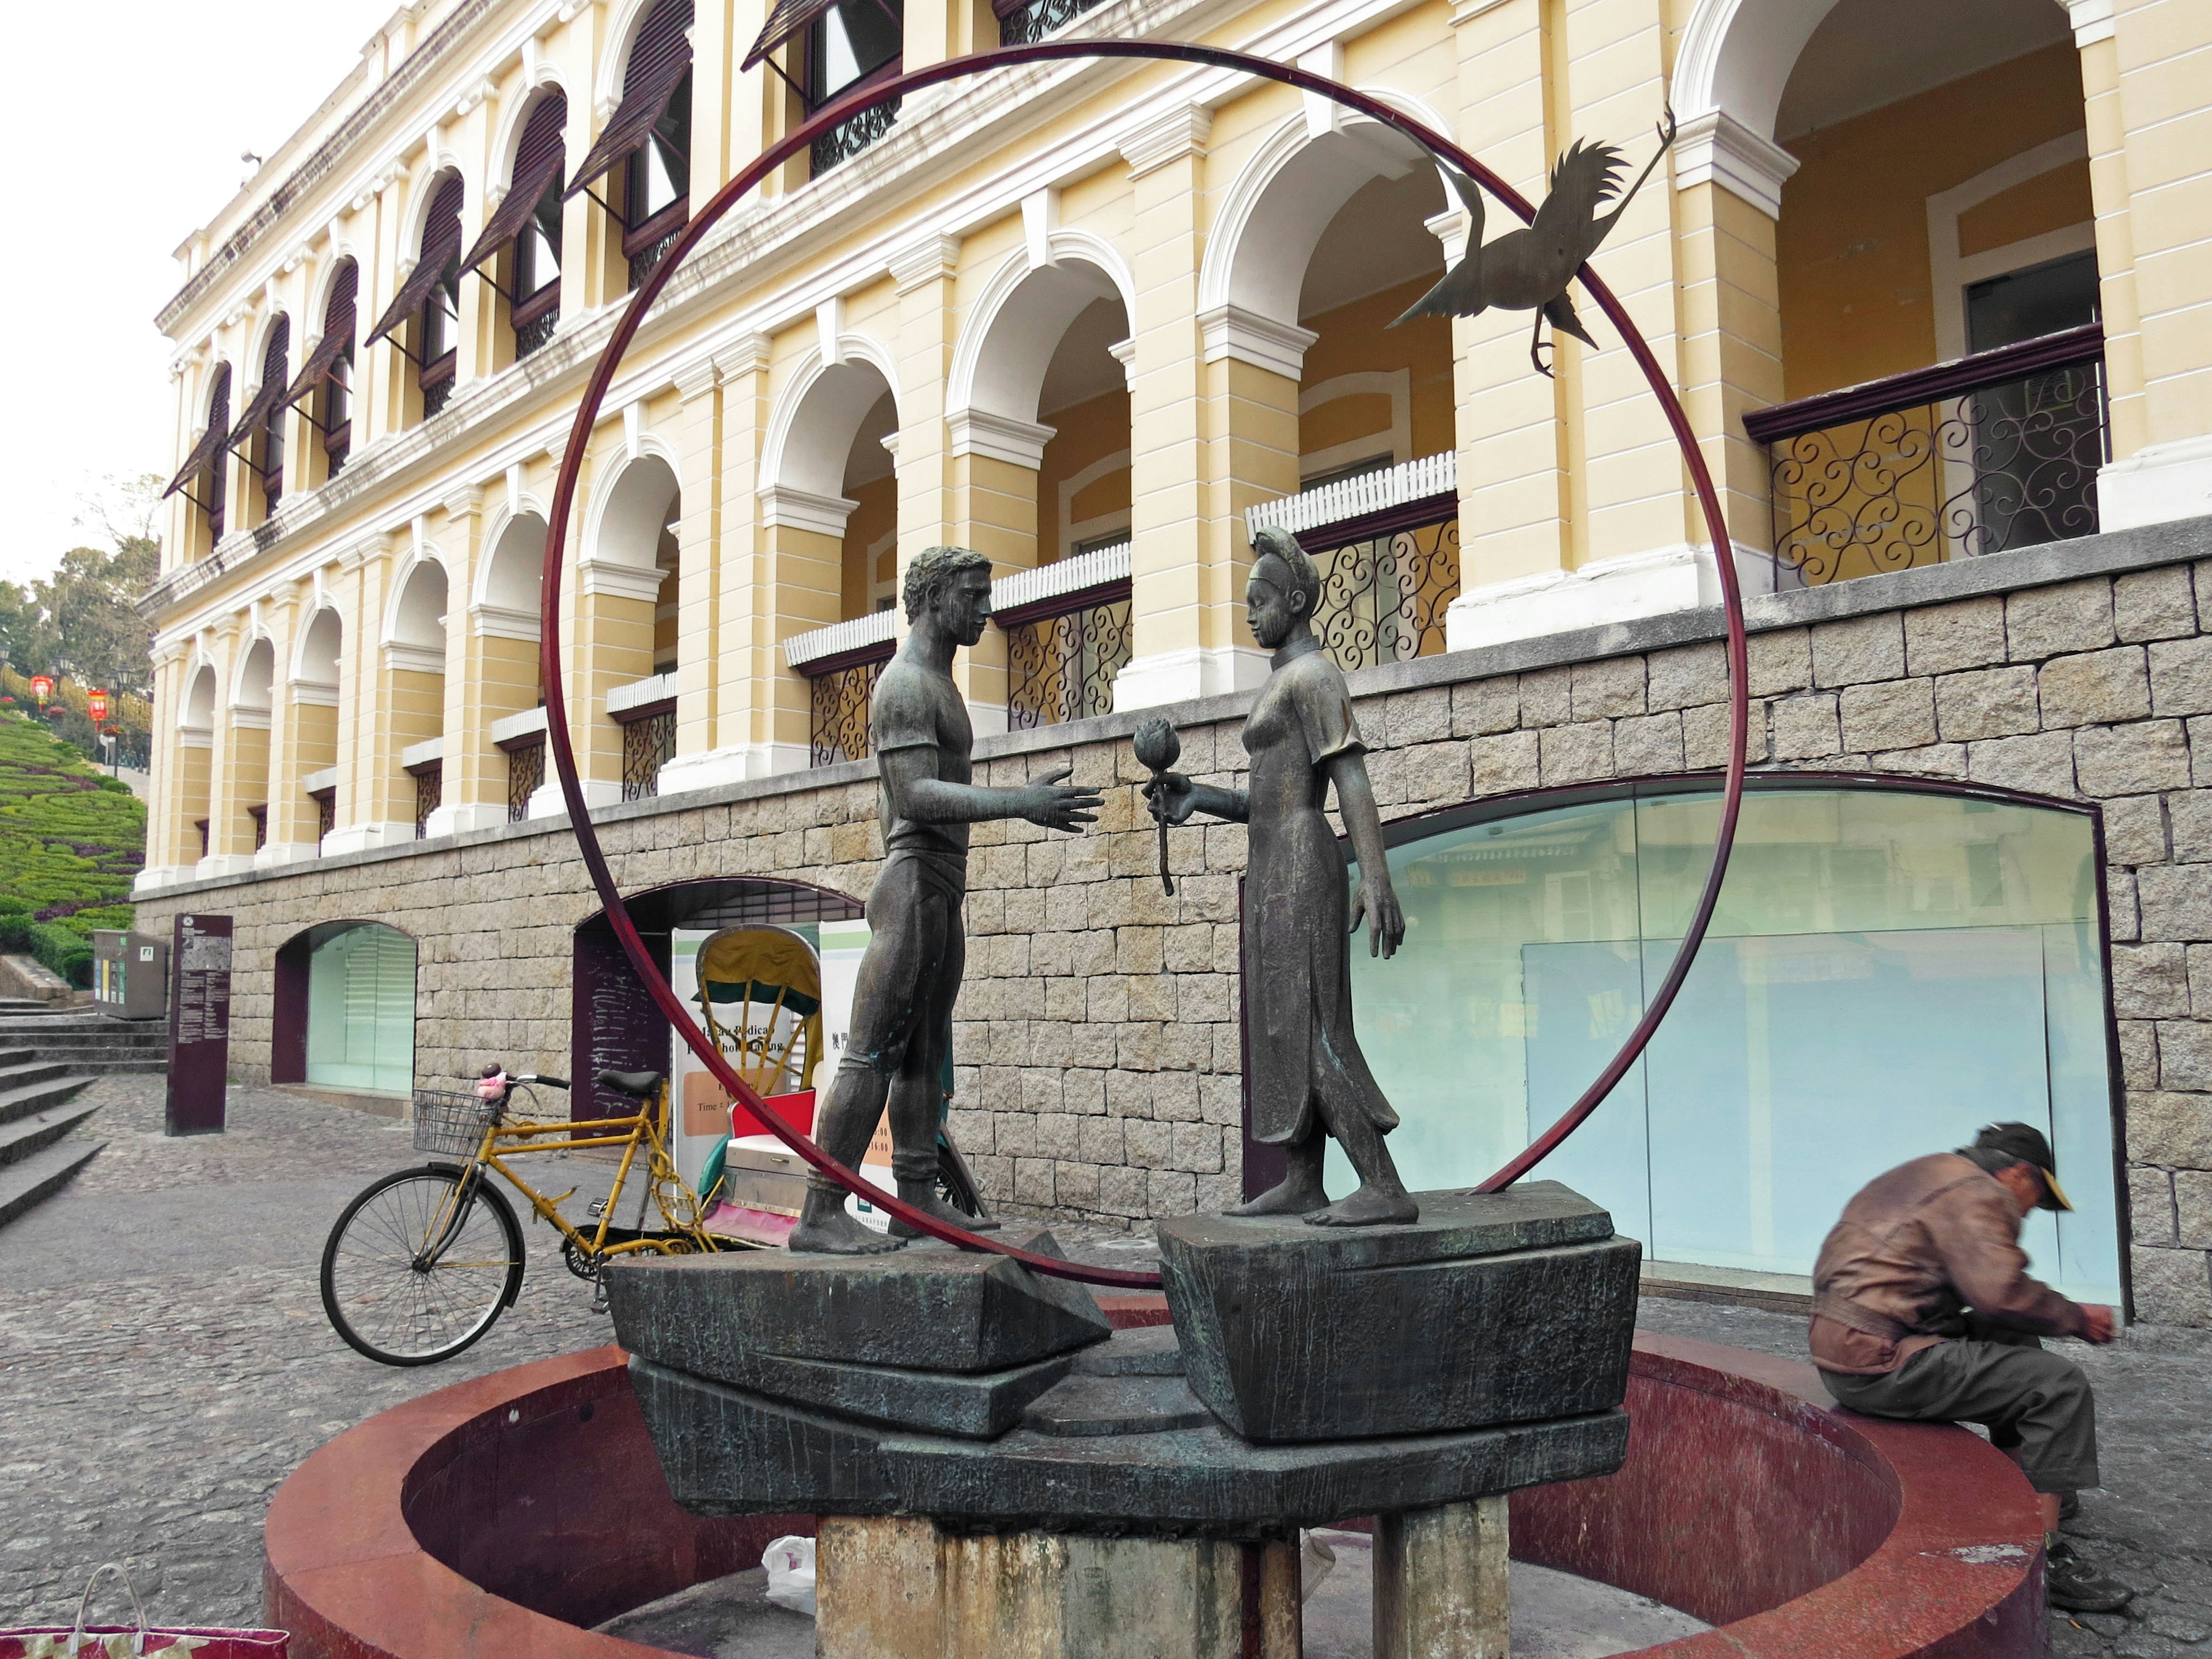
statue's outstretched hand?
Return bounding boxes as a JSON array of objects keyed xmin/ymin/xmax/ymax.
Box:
[
  {"xmin": 1143, "ymin": 771, "xmax": 1198, "ymax": 827},
  {"xmin": 1015, "ymin": 764, "xmax": 1102, "ymax": 832},
  {"xmin": 1349, "ymin": 878, "xmax": 1406, "ymax": 959}
]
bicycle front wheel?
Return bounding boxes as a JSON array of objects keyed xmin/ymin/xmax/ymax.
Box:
[{"xmin": 320, "ymin": 1165, "xmax": 524, "ymax": 1366}]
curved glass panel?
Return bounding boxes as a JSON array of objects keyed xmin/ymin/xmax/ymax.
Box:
[{"xmin": 1342, "ymin": 781, "xmax": 2120, "ymax": 1304}]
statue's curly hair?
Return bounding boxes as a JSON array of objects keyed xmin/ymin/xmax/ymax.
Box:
[
  {"xmin": 902, "ymin": 545, "xmax": 994, "ymax": 622},
  {"xmin": 1250, "ymin": 525, "xmax": 1319, "ymax": 615}
]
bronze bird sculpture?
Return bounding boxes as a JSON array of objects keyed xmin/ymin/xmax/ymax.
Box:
[{"xmin": 1394, "ymin": 108, "xmax": 1677, "ymax": 377}]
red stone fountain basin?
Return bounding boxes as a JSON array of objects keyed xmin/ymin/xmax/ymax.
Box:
[{"xmin": 264, "ymin": 1325, "xmax": 2045, "ymax": 1658}]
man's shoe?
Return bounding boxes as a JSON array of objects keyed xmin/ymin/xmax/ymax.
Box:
[{"xmin": 2047, "ymin": 1541, "xmax": 2134, "ymax": 1615}]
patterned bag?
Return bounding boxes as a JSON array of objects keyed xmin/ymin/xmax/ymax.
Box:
[{"xmin": 0, "ymin": 1565, "xmax": 288, "ymax": 1659}]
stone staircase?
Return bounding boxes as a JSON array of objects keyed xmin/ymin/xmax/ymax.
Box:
[
  {"xmin": 0, "ymin": 1007, "xmax": 168, "ymax": 1075},
  {"xmin": 0, "ymin": 1053, "xmax": 100, "ymax": 1227},
  {"xmin": 0, "ymin": 1009, "xmax": 168, "ymax": 1226}
]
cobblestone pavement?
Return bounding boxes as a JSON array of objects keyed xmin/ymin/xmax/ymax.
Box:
[
  {"xmin": 0, "ymin": 1077, "xmax": 609, "ymax": 1631},
  {"xmin": 2, "ymin": 1078, "xmax": 2206, "ymax": 1652}
]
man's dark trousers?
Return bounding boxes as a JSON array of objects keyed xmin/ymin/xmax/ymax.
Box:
[{"xmin": 1821, "ymin": 1316, "xmax": 2098, "ymax": 1495}]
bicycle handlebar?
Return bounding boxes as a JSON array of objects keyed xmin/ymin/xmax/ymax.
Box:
[{"xmin": 515, "ymin": 1074, "xmax": 569, "ymax": 1090}]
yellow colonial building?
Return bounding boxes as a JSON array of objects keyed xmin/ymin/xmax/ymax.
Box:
[{"xmin": 132, "ymin": 0, "xmax": 2212, "ymax": 1316}]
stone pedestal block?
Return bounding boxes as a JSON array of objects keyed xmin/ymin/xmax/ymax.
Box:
[
  {"xmin": 1374, "ymin": 1497, "xmax": 1509, "ymax": 1659},
  {"xmin": 815, "ymin": 1514, "xmax": 1301, "ymax": 1659},
  {"xmin": 1157, "ymin": 1183, "xmax": 1640, "ymax": 1442},
  {"xmin": 603, "ymin": 1226, "xmax": 1112, "ymax": 1440}
]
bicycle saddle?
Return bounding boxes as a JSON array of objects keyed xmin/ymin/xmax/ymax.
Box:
[{"xmin": 596, "ymin": 1069, "xmax": 664, "ymax": 1097}]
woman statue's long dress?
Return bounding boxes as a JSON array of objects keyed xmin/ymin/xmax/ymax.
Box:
[{"xmin": 1148, "ymin": 528, "xmax": 1418, "ymax": 1226}]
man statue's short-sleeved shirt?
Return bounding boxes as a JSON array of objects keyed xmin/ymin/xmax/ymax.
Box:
[{"xmin": 870, "ymin": 653, "xmax": 972, "ymax": 859}]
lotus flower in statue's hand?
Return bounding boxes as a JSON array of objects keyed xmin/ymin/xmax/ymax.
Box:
[{"xmin": 1132, "ymin": 717, "xmax": 1181, "ymax": 895}]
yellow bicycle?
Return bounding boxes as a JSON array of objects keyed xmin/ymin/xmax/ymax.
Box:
[{"xmin": 319, "ymin": 1066, "xmax": 724, "ymax": 1366}]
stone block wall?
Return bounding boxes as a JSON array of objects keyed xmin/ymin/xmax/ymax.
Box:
[{"xmin": 134, "ymin": 516, "xmax": 2212, "ymax": 1325}]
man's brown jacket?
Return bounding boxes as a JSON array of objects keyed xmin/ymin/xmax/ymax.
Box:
[{"xmin": 1810, "ymin": 1152, "xmax": 2092, "ymax": 1374}]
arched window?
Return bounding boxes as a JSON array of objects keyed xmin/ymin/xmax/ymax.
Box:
[
  {"xmin": 249, "ymin": 319, "xmax": 290, "ymax": 515},
  {"xmin": 271, "ymin": 921, "xmax": 417, "ymax": 1096},
  {"xmin": 363, "ymin": 175, "xmax": 464, "ymax": 422},
  {"xmin": 459, "ymin": 93, "xmax": 569, "ymax": 361},
  {"xmin": 276, "ymin": 262, "xmax": 357, "ymax": 483},
  {"xmin": 743, "ymin": 0, "xmax": 903, "ymax": 177},
  {"xmin": 161, "ymin": 363, "xmax": 232, "ymax": 550},
  {"xmin": 566, "ymin": 1, "xmax": 692, "ymax": 290}
]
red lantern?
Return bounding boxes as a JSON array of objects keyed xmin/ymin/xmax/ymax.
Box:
[
  {"xmin": 29, "ymin": 676, "xmax": 52, "ymax": 708},
  {"xmin": 87, "ymin": 690, "xmax": 109, "ymax": 723}
]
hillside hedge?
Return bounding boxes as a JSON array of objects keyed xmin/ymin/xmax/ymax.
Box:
[{"xmin": 0, "ymin": 713, "xmax": 144, "ymax": 986}]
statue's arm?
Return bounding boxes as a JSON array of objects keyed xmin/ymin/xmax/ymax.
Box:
[
  {"xmin": 880, "ymin": 745, "xmax": 1101, "ymax": 832},
  {"xmin": 1147, "ymin": 775, "xmax": 1249, "ymax": 825},
  {"xmin": 1325, "ymin": 748, "xmax": 1404, "ymax": 959}
]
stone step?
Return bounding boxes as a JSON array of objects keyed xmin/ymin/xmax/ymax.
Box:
[
  {"xmin": 0, "ymin": 1099, "xmax": 98, "ymax": 1170},
  {"xmin": 0, "ymin": 1135, "xmax": 103, "ymax": 1228},
  {"xmin": 0, "ymin": 1059, "xmax": 78, "ymax": 1095},
  {"xmin": 0, "ymin": 1074, "xmax": 91, "ymax": 1131},
  {"xmin": 0, "ymin": 1048, "xmax": 39, "ymax": 1069}
]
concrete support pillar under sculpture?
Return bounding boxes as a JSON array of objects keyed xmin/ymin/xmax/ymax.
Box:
[
  {"xmin": 816, "ymin": 1516, "xmax": 1302, "ymax": 1659},
  {"xmin": 1374, "ymin": 1497, "xmax": 1510, "ymax": 1659}
]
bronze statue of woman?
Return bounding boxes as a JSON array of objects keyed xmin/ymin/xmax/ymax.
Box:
[{"xmin": 1146, "ymin": 527, "xmax": 1418, "ymax": 1226}]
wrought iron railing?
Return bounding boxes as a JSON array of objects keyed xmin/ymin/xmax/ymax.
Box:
[
  {"xmin": 806, "ymin": 650, "xmax": 892, "ymax": 767},
  {"xmin": 998, "ymin": 0, "xmax": 1105, "ymax": 44},
  {"xmin": 619, "ymin": 707, "xmax": 675, "ymax": 801},
  {"xmin": 998, "ymin": 541, "xmax": 1133, "ymax": 729},
  {"xmin": 1745, "ymin": 323, "xmax": 2106, "ymax": 586},
  {"xmin": 627, "ymin": 227, "xmax": 682, "ymax": 291},
  {"xmin": 412, "ymin": 763, "xmax": 442, "ymax": 838},
  {"xmin": 312, "ymin": 789, "xmax": 335, "ymax": 844},
  {"xmin": 505, "ymin": 738, "xmax": 543, "ymax": 823},
  {"xmin": 514, "ymin": 304, "xmax": 558, "ymax": 360},
  {"xmin": 1248, "ymin": 461, "xmax": 1463, "ymax": 675},
  {"xmin": 812, "ymin": 97, "xmax": 900, "ymax": 176}
]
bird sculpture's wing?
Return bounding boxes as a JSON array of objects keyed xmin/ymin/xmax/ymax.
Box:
[
  {"xmin": 1532, "ymin": 138, "xmax": 1629, "ymax": 265},
  {"xmin": 1543, "ymin": 291, "xmax": 1597, "ymax": 350},
  {"xmin": 1389, "ymin": 170, "xmax": 1489, "ymax": 325}
]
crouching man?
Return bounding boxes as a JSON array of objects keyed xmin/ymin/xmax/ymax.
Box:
[{"xmin": 1811, "ymin": 1122, "xmax": 2131, "ymax": 1615}]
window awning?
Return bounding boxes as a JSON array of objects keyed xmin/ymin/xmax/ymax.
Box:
[
  {"xmin": 565, "ymin": 52, "xmax": 689, "ymax": 201},
  {"xmin": 742, "ymin": 0, "xmax": 840, "ymax": 69},
  {"xmin": 161, "ymin": 422, "xmax": 227, "ymax": 500},
  {"xmin": 225, "ymin": 372, "xmax": 291, "ymax": 453},
  {"xmin": 279, "ymin": 323, "xmax": 352, "ymax": 412},
  {"xmin": 362, "ymin": 234, "xmax": 460, "ymax": 351},
  {"xmin": 458, "ymin": 148, "xmax": 565, "ymax": 279}
]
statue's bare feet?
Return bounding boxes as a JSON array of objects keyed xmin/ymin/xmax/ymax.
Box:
[
  {"xmin": 1303, "ymin": 1186, "xmax": 1419, "ymax": 1227},
  {"xmin": 1226, "ymin": 1175, "xmax": 1330, "ymax": 1217},
  {"xmin": 891, "ymin": 1183, "xmax": 1004, "ymax": 1238},
  {"xmin": 787, "ymin": 1205, "xmax": 907, "ymax": 1255}
]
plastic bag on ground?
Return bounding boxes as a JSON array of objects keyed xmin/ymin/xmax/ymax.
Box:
[{"xmin": 762, "ymin": 1535, "xmax": 817, "ymax": 1616}]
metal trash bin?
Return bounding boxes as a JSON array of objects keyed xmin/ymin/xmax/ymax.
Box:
[{"xmin": 92, "ymin": 930, "xmax": 168, "ymax": 1020}]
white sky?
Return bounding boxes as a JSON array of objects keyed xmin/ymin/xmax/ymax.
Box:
[{"xmin": 0, "ymin": 1, "xmax": 400, "ymax": 585}]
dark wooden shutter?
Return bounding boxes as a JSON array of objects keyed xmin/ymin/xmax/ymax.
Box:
[
  {"xmin": 627, "ymin": 0, "xmax": 695, "ymax": 93},
  {"xmin": 262, "ymin": 318, "xmax": 290, "ymax": 398},
  {"xmin": 423, "ymin": 173, "xmax": 465, "ymax": 262},
  {"xmin": 516, "ymin": 90, "xmax": 569, "ymax": 187},
  {"xmin": 324, "ymin": 261, "xmax": 357, "ymax": 344},
  {"xmin": 206, "ymin": 366, "xmax": 231, "ymax": 454}
]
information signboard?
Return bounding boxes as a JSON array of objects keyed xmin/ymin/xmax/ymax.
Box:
[{"xmin": 165, "ymin": 913, "xmax": 233, "ymax": 1135}]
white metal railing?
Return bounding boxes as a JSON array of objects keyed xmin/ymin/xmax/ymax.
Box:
[
  {"xmin": 785, "ymin": 544, "xmax": 1138, "ymax": 675},
  {"xmin": 1245, "ymin": 452, "xmax": 1458, "ymax": 539},
  {"xmin": 606, "ymin": 671, "xmax": 677, "ymax": 717},
  {"xmin": 784, "ymin": 608, "xmax": 899, "ymax": 672},
  {"xmin": 993, "ymin": 540, "xmax": 1131, "ymax": 613}
]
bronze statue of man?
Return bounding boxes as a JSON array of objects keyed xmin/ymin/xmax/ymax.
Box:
[
  {"xmin": 790, "ymin": 546, "xmax": 1103, "ymax": 1255},
  {"xmin": 1147, "ymin": 528, "xmax": 1418, "ymax": 1226}
]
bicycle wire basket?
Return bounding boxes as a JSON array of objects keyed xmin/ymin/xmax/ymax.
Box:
[{"xmin": 412, "ymin": 1088, "xmax": 502, "ymax": 1157}]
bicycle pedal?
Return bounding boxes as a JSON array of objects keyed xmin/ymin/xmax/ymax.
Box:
[{"xmin": 589, "ymin": 1281, "xmax": 611, "ymax": 1315}]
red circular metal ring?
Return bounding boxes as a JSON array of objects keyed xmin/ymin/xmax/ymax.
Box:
[{"xmin": 541, "ymin": 41, "xmax": 1751, "ymax": 1287}]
